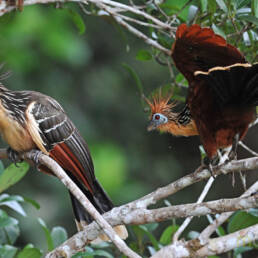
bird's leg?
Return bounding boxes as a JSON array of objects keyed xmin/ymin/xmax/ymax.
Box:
[
  {"xmin": 228, "ymin": 133, "xmax": 239, "ymax": 161},
  {"xmin": 203, "ymin": 155, "xmax": 219, "ymax": 177},
  {"xmin": 26, "ymin": 149, "xmax": 42, "ymax": 165},
  {"xmin": 7, "ymin": 147, "xmax": 23, "ymax": 166}
]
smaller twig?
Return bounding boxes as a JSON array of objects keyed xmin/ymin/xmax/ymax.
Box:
[
  {"xmin": 239, "ymin": 141, "xmax": 258, "ymax": 157},
  {"xmin": 199, "ymin": 180, "xmax": 258, "ymax": 244},
  {"xmin": 173, "ymin": 148, "xmax": 231, "ymax": 242},
  {"xmin": 249, "ymin": 117, "xmax": 258, "ymax": 128},
  {"xmin": 99, "ymin": 3, "xmax": 171, "ymax": 55},
  {"xmin": 78, "ymin": 2, "xmax": 91, "ymax": 15},
  {"xmin": 113, "ymin": 12, "xmax": 165, "ymax": 30},
  {"xmin": 154, "ymin": 52, "xmax": 168, "ymax": 66},
  {"xmin": 153, "ymin": 1, "xmax": 170, "ymax": 21},
  {"xmin": 173, "ymin": 177, "xmax": 215, "ymax": 242},
  {"xmin": 96, "ymin": 0, "xmax": 172, "ymax": 30}
]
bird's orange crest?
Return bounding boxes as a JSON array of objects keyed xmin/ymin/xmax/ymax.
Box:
[{"xmin": 144, "ymin": 89, "xmax": 177, "ymax": 119}]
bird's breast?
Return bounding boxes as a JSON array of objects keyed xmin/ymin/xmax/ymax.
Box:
[{"xmin": 0, "ymin": 101, "xmax": 36, "ymax": 152}]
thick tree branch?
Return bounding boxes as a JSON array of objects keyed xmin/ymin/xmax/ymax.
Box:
[
  {"xmin": 0, "ymin": 149, "xmax": 139, "ymax": 258},
  {"xmin": 0, "ymin": 148, "xmax": 257, "ymax": 257},
  {"xmin": 130, "ymin": 156, "xmax": 258, "ymax": 209},
  {"xmin": 151, "ymin": 224, "xmax": 258, "ymax": 258},
  {"xmin": 46, "ymin": 156, "xmax": 258, "ymax": 256},
  {"xmin": 196, "ymin": 224, "xmax": 258, "ymax": 256}
]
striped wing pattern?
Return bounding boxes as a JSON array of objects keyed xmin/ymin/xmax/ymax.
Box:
[
  {"xmin": 27, "ymin": 92, "xmax": 95, "ymax": 194},
  {"xmin": 178, "ymin": 105, "xmax": 192, "ymax": 125}
]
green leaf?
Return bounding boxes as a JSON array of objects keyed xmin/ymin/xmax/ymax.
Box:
[
  {"xmin": 72, "ymin": 246, "xmax": 113, "ymax": 258},
  {"xmin": 0, "ymin": 244, "xmax": 17, "ymax": 258},
  {"xmin": 200, "ymin": 0, "xmax": 208, "ymax": 12},
  {"xmin": 38, "ymin": 218, "xmax": 54, "ymax": 251},
  {"xmin": 188, "ymin": 5, "xmax": 198, "ymax": 22},
  {"xmin": 227, "ymin": 211, "xmax": 258, "ymax": 233},
  {"xmin": 208, "ymin": 0, "xmax": 217, "ymax": 15},
  {"xmin": 199, "ymin": 145, "xmax": 206, "ymax": 160},
  {"xmin": 144, "ymin": 223, "xmax": 159, "ymax": 232},
  {"xmin": 160, "ymin": 0, "xmax": 191, "ymax": 21},
  {"xmin": 23, "ymin": 197, "xmax": 40, "ymax": 210},
  {"xmin": 0, "ymin": 162, "xmax": 29, "ymax": 193},
  {"xmin": 159, "ymin": 225, "xmax": 179, "ymax": 245},
  {"xmin": 252, "ymin": 0, "xmax": 258, "ymax": 17},
  {"xmin": 211, "ymin": 23, "xmax": 226, "ymax": 38},
  {"xmin": 136, "ymin": 49, "xmax": 152, "ymax": 61},
  {"xmin": 217, "ymin": 226, "xmax": 226, "ymax": 236},
  {"xmin": 247, "ymin": 208, "xmax": 258, "ymax": 217},
  {"xmin": 0, "ymin": 162, "xmax": 5, "ymax": 177},
  {"xmin": 88, "ymin": 250, "xmax": 113, "ymax": 258},
  {"xmin": 66, "ymin": 9, "xmax": 86, "ymax": 35},
  {"xmin": 234, "ymin": 246, "xmax": 253, "ymax": 256},
  {"xmin": 238, "ymin": 15, "xmax": 258, "ymax": 25},
  {"xmin": 236, "ymin": 0, "xmax": 251, "ymax": 9},
  {"xmin": 51, "ymin": 226, "xmax": 68, "ymax": 248},
  {"xmin": 216, "ymin": 0, "xmax": 228, "ymax": 12},
  {"xmin": 122, "ymin": 63, "xmax": 144, "ymax": 102},
  {"xmin": 0, "ymin": 194, "xmax": 26, "ymax": 217},
  {"xmin": 0, "ymin": 210, "xmax": 18, "ymax": 228},
  {"xmin": 138, "ymin": 225, "xmax": 159, "ymax": 250},
  {"xmin": 17, "ymin": 244, "xmax": 42, "ymax": 258},
  {"xmin": 0, "ymin": 224, "xmax": 20, "ymax": 245}
]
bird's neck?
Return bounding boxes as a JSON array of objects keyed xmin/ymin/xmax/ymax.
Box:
[
  {"xmin": 0, "ymin": 84, "xmax": 31, "ymax": 125},
  {"xmin": 158, "ymin": 119, "xmax": 198, "ymax": 137}
]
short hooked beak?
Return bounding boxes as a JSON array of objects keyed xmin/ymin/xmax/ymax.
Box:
[{"xmin": 147, "ymin": 120, "xmax": 157, "ymax": 131}]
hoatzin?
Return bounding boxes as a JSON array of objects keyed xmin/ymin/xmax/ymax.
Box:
[
  {"xmin": 147, "ymin": 24, "xmax": 258, "ymax": 166},
  {"xmin": 0, "ymin": 75, "xmax": 127, "ymax": 240}
]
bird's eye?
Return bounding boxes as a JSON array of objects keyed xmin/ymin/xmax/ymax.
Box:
[
  {"xmin": 154, "ymin": 114, "xmax": 160, "ymax": 120},
  {"xmin": 152, "ymin": 113, "xmax": 168, "ymax": 125}
]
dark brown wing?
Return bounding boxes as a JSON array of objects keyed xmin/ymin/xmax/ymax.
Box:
[
  {"xmin": 26, "ymin": 92, "xmax": 95, "ymax": 193},
  {"xmin": 171, "ymin": 24, "xmax": 246, "ymax": 82},
  {"xmin": 195, "ymin": 63, "xmax": 258, "ymax": 107}
]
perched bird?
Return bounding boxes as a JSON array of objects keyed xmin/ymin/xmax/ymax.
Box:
[
  {"xmin": 0, "ymin": 74, "xmax": 127, "ymax": 240},
  {"xmin": 147, "ymin": 24, "xmax": 258, "ymax": 165}
]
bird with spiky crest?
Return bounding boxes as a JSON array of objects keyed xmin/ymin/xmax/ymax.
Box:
[
  {"xmin": 146, "ymin": 24, "xmax": 258, "ymax": 167},
  {"xmin": 145, "ymin": 88, "xmax": 198, "ymax": 137}
]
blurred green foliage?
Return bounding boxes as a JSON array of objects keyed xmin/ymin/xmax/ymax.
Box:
[{"xmin": 0, "ymin": 0, "xmax": 257, "ymax": 257}]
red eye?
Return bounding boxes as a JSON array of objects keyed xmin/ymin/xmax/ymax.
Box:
[{"xmin": 154, "ymin": 114, "xmax": 160, "ymax": 120}]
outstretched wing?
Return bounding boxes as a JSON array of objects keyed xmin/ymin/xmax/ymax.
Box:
[
  {"xmin": 195, "ymin": 63, "xmax": 258, "ymax": 107},
  {"xmin": 25, "ymin": 92, "xmax": 95, "ymax": 194},
  {"xmin": 171, "ymin": 24, "xmax": 246, "ymax": 82}
]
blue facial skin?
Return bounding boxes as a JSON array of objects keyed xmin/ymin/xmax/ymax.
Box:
[{"xmin": 147, "ymin": 113, "xmax": 168, "ymax": 131}]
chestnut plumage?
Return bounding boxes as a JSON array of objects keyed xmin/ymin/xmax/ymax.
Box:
[{"xmin": 147, "ymin": 24, "xmax": 258, "ymax": 162}]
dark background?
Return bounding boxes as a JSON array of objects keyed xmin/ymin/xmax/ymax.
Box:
[{"xmin": 0, "ymin": 4, "xmax": 257, "ymax": 252}]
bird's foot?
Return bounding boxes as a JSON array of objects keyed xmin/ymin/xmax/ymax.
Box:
[
  {"xmin": 7, "ymin": 147, "xmax": 23, "ymax": 166},
  {"xmin": 26, "ymin": 150, "xmax": 42, "ymax": 165},
  {"xmin": 228, "ymin": 151, "xmax": 237, "ymax": 162},
  {"xmin": 203, "ymin": 156, "xmax": 219, "ymax": 177},
  {"xmin": 228, "ymin": 133, "xmax": 239, "ymax": 162}
]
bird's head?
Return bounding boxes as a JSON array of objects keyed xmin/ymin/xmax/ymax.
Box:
[{"xmin": 144, "ymin": 91, "xmax": 178, "ymax": 133}]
